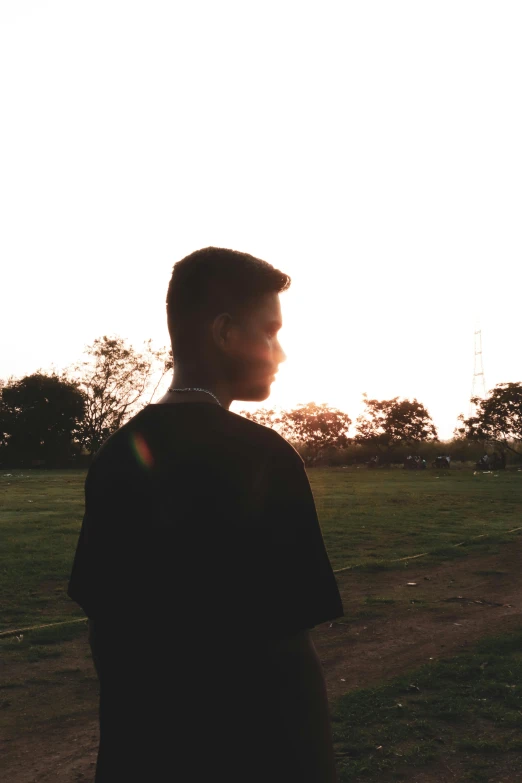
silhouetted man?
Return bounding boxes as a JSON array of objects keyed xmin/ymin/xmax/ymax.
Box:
[{"xmin": 68, "ymin": 247, "xmax": 344, "ymax": 782}]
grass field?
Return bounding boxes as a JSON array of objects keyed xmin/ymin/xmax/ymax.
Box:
[
  {"xmin": 1, "ymin": 467, "xmax": 521, "ymax": 632},
  {"xmin": 312, "ymin": 467, "xmax": 522, "ymax": 570},
  {"xmin": 1, "ymin": 466, "xmax": 522, "ymax": 781},
  {"xmin": 332, "ymin": 628, "xmax": 522, "ymax": 781}
]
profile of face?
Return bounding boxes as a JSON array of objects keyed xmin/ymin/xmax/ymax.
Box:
[{"xmin": 214, "ymin": 292, "xmax": 287, "ymax": 402}]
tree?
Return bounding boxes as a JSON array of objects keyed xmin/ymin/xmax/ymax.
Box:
[
  {"xmin": 147, "ymin": 348, "xmax": 173, "ymax": 404},
  {"xmin": 241, "ymin": 403, "xmax": 352, "ymax": 465},
  {"xmin": 68, "ymin": 335, "xmax": 170, "ymax": 455},
  {"xmin": 241, "ymin": 407, "xmax": 285, "ymax": 431},
  {"xmin": 281, "ymin": 403, "xmax": 352, "ymax": 466},
  {"xmin": 0, "ymin": 373, "xmax": 86, "ymax": 467},
  {"xmin": 456, "ymin": 382, "xmax": 522, "ymax": 456},
  {"xmin": 356, "ymin": 394, "xmax": 438, "ymax": 450}
]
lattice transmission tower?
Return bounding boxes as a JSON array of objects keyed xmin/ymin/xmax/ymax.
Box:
[{"xmin": 469, "ymin": 327, "xmax": 486, "ymax": 417}]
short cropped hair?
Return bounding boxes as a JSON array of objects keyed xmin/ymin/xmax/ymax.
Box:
[{"xmin": 166, "ymin": 247, "xmax": 291, "ymax": 361}]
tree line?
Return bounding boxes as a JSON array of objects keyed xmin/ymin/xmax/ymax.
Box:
[
  {"xmin": 1, "ymin": 335, "xmax": 521, "ymax": 468},
  {"xmin": 0, "ymin": 336, "xmax": 172, "ymax": 467}
]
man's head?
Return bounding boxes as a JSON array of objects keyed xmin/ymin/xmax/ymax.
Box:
[{"xmin": 166, "ymin": 247, "xmax": 290, "ymax": 402}]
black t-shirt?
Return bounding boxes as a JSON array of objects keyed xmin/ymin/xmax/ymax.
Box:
[{"xmin": 68, "ymin": 402, "xmax": 344, "ymax": 781}]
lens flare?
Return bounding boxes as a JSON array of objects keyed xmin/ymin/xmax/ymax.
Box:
[{"xmin": 130, "ymin": 431, "xmax": 154, "ymax": 470}]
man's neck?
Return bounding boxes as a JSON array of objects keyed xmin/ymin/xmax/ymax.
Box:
[{"xmin": 156, "ymin": 371, "xmax": 232, "ymax": 409}]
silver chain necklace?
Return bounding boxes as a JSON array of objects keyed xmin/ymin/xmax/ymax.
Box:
[{"xmin": 168, "ymin": 386, "xmax": 222, "ymax": 407}]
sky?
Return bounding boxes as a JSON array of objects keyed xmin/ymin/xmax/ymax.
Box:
[{"xmin": 1, "ymin": 1, "xmax": 520, "ymax": 439}]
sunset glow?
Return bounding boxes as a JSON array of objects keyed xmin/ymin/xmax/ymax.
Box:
[{"xmin": 1, "ymin": 2, "xmax": 520, "ymax": 439}]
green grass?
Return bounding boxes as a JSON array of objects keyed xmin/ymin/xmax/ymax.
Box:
[
  {"xmin": 332, "ymin": 628, "xmax": 522, "ymax": 781},
  {"xmin": 0, "ymin": 470, "xmax": 86, "ymax": 631},
  {"xmin": 308, "ymin": 467, "xmax": 522, "ymax": 571},
  {"xmin": 1, "ymin": 467, "xmax": 521, "ymax": 631}
]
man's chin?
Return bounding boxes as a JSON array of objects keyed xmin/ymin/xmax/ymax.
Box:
[{"xmin": 235, "ymin": 384, "xmax": 272, "ymax": 403}]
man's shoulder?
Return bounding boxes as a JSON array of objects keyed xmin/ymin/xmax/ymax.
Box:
[
  {"xmin": 87, "ymin": 405, "xmax": 304, "ymax": 476},
  {"xmin": 225, "ymin": 410, "xmax": 304, "ymax": 464},
  {"xmin": 87, "ymin": 408, "xmax": 150, "ymax": 475}
]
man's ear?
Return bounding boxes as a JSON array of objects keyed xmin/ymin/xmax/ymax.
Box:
[{"xmin": 211, "ymin": 312, "xmax": 235, "ymax": 351}]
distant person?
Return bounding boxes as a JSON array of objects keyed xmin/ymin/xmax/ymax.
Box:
[{"xmin": 68, "ymin": 247, "xmax": 344, "ymax": 782}]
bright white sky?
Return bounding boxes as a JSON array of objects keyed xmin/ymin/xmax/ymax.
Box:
[{"xmin": 1, "ymin": 1, "xmax": 520, "ymax": 439}]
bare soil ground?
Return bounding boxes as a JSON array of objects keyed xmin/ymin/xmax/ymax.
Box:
[{"xmin": 2, "ymin": 543, "xmax": 522, "ymax": 782}]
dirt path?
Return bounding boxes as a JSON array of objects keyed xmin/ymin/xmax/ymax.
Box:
[
  {"xmin": 322, "ymin": 543, "xmax": 522, "ymax": 703},
  {"xmin": 2, "ymin": 543, "xmax": 522, "ymax": 782}
]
